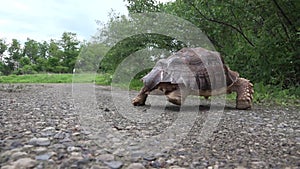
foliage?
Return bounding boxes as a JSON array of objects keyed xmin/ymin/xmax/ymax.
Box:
[{"xmin": 0, "ymin": 32, "xmax": 82, "ymax": 75}]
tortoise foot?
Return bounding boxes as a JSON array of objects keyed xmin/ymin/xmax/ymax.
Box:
[
  {"xmin": 132, "ymin": 94, "xmax": 148, "ymax": 106},
  {"xmin": 233, "ymin": 78, "xmax": 254, "ymax": 110}
]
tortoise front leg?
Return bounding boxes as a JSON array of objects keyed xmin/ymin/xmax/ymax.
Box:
[{"xmin": 132, "ymin": 86, "xmax": 149, "ymax": 106}]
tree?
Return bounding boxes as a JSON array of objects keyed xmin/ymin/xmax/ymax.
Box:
[
  {"xmin": 0, "ymin": 39, "xmax": 7, "ymax": 61},
  {"xmin": 0, "ymin": 39, "xmax": 8, "ymax": 75},
  {"xmin": 23, "ymin": 38, "xmax": 39, "ymax": 64},
  {"xmin": 6, "ymin": 39, "xmax": 22, "ymax": 74},
  {"xmin": 47, "ymin": 39, "xmax": 64, "ymax": 73},
  {"xmin": 94, "ymin": 11, "xmax": 186, "ymax": 73},
  {"xmin": 59, "ymin": 32, "xmax": 81, "ymax": 73}
]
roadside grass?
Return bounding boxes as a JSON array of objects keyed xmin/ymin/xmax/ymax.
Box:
[
  {"xmin": 0, "ymin": 74, "xmax": 73, "ymax": 83},
  {"xmin": 0, "ymin": 73, "xmax": 298, "ymax": 106}
]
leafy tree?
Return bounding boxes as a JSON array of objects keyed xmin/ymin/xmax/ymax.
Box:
[
  {"xmin": 6, "ymin": 39, "xmax": 22, "ymax": 74},
  {"xmin": 77, "ymin": 42, "xmax": 109, "ymax": 72},
  {"xmin": 0, "ymin": 39, "xmax": 8, "ymax": 75},
  {"xmin": 59, "ymin": 32, "xmax": 81, "ymax": 73},
  {"xmin": 94, "ymin": 11, "xmax": 186, "ymax": 73},
  {"xmin": 23, "ymin": 38, "xmax": 39, "ymax": 64},
  {"xmin": 0, "ymin": 39, "xmax": 7, "ymax": 61}
]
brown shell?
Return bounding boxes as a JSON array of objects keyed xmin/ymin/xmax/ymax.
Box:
[{"xmin": 142, "ymin": 47, "xmax": 239, "ymax": 91}]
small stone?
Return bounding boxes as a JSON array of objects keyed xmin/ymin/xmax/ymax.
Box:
[
  {"xmin": 12, "ymin": 158, "xmax": 37, "ymax": 168},
  {"xmin": 1, "ymin": 165, "xmax": 14, "ymax": 169},
  {"xmin": 143, "ymin": 155, "xmax": 156, "ymax": 161},
  {"xmin": 24, "ymin": 131, "xmax": 31, "ymax": 135},
  {"xmin": 77, "ymin": 158, "xmax": 91, "ymax": 165},
  {"xmin": 169, "ymin": 166, "xmax": 186, "ymax": 169},
  {"xmin": 41, "ymin": 127, "xmax": 55, "ymax": 137},
  {"xmin": 157, "ymin": 157, "xmax": 166, "ymax": 166},
  {"xmin": 10, "ymin": 141, "xmax": 23, "ymax": 148},
  {"xmin": 81, "ymin": 130, "xmax": 91, "ymax": 135},
  {"xmin": 52, "ymin": 143, "xmax": 66, "ymax": 149},
  {"xmin": 104, "ymin": 161, "xmax": 123, "ymax": 169},
  {"xmin": 34, "ymin": 147, "xmax": 48, "ymax": 153},
  {"xmin": 72, "ymin": 132, "xmax": 81, "ymax": 136},
  {"xmin": 59, "ymin": 137, "xmax": 72, "ymax": 143},
  {"xmin": 150, "ymin": 161, "xmax": 161, "ymax": 168},
  {"xmin": 28, "ymin": 137, "xmax": 51, "ymax": 146},
  {"xmin": 42, "ymin": 127, "xmax": 55, "ymax": 131},
  {"xmin": 166, "ymin": 158, "xmax": 177, "ymax": 165},
  {"xmin": 35, "ymin": 153, "xmax": 52, "ymax": 161},
  {"xmin": 40, "ymin": 130, "xmax": 55, "ymax": 137},
  {"xmin": 97, "ymin": 154, "xmax": 115, "ymax": 162},
  {"xmin": 126, "ymin": 163, "xmax": 146, "ymax": 169},
  {"xmin": 90, "ymin": 165, "xmax": 110, "ymax": 169},
  {"xmin": 54, "ymin": 131, "xmax": 66, "ymax": 139},
  {"xmin": 23, "ymin": 145, "xmax": 34, "ymax": 149},
  {"xmin": 67, "ymin": 146, "xmax": 81, "ymax": 152},
  {"xmin": 11, "ymin": 151, "xmax": 28, "ymax": 160}
]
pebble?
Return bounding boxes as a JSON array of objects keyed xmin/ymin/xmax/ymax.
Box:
[
  {"xmin": 12, "ymin": 158, "xmax": 37, "ymax": 168},
  {"xmin": 169, "ymin": 166, "xmax": 187, "ymax": 169},
  {"xmin": 67, "ymin": 146, "xmax": 81, "ymax": 152},
  {"xmin": 166, "ymin": 158, "xmax": 177, "ymax": 165},
  {"xmin": 35, "ymin": 153, "xmax": 52, "ymax": 161},
  {"xmin": 51, "ymin": 143, "xmax": 66, "ymax": 149},
  {"xmin": 59, "ymin": 137, "xmax": 72, "ymax": 143},
  {"xmin": 72, "ymin": 132, "xmax": 81, "ymax": 136},
  {"xmin": 97, "ymin": 154, "xmax": 115, "ymax": 162},
  {"xmin": 11, "ymin": 151, "xmax": 28, "ymax": 160},
  {"xmin": 53, "ymin": 131, "xmax": 66, "ymax": 139},
  {"xmin": 28, "ymin": 137, "xmax": 51, "ymax": 146},
  {"xmin": 34, "ymin": 147, "xmax": 48, "ymax": 153},
  {"xmin": 126, "ymin": 163, "xmax": 146, "ymax": 169},
  {"xmin": 143, "ymin": 155, "xmax": 156, "ymax": 161},
  {"xmin": 90, "ymin": 165, "xmax": 110, "ymax": 169},
  {"xmin": 104, "ymin": 161, "xmax": 123, "ymax": 169}
]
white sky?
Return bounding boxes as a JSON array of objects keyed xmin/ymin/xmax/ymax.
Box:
[{"xmin": 0, "ymin": 0, "xmax": 174, "ymax": 43}]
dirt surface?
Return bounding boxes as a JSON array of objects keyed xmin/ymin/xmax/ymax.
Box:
[{"xmin": 0, "ymin": 84, "xmax": 299, "ymax": 169}]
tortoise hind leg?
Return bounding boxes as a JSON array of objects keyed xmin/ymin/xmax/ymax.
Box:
[
  {"xmin": 165, "ymin": 89, "xmax": 183, "ymax": 105},
  {"xmin": 164, "ymin": 85, "xmax": 189, "ymax": 105},
  {"xmin": 229, "ymin": 78, "xmax": 254, "ymax": 109}
]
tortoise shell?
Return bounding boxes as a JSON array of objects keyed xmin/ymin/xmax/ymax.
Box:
[{"xmin": 142, "ymin": 47, "xmax": 239, "ymax": 91}]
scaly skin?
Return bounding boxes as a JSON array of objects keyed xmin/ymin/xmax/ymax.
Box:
[{"xmin": 228, "ymin": 78, "xmax": 254, "ymax": 109}]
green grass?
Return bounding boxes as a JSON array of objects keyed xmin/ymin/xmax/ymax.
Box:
[
  {"xmin": 0, "ymin": 73, "xmax": 111, "ymax": 84},
  {"xmin": 0, "ymin": 73, "xmax": 299, "ymax": 107},
  {"xmin": 0, "ymin": 74, "xmax": 73, "ymax": 83}
]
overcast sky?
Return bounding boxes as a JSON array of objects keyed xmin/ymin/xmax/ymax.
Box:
[
  {"xmin": 0, "ymin": 0, "xmax": 174, "ymax": 43},
  {"xmin": 0, "ymin": 0, "xmax": 127, "ymax": 43}
]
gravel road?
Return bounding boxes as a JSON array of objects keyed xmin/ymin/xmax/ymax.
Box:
[{"xmin": 0, "ymin": 84, "xmax": 299, "ymax": 169}]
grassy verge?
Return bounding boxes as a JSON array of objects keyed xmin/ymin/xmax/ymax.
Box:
[
  {"xmin": 0, "ymin": 73, "xmax": 112, "ymax": 84},
  {"xmin": 0, "ymin": 74, "xmax": 299, "ymax": 106},
  {"xmin": 0, "ymin": 74, "xmax": 74, "ymax": 83}
]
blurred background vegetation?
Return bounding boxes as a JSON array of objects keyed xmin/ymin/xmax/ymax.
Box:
[{"xmin": 0, "ymin": 0, "xmax": 299, "ymax": 105}]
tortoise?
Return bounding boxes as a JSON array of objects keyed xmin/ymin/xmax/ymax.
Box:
[{"xmin": 132, "ymin": 47, "xmax": 254, "ymax": 109}]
